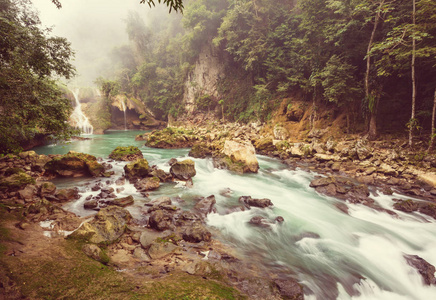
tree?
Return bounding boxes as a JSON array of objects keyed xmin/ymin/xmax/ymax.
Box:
[
  {"xmin": 51, "ymin": 0, "xmax": 184, "ymax": 12},
  {"xmin": 0, "ymin": 0, "xmax": 76, "ymax": 153}
]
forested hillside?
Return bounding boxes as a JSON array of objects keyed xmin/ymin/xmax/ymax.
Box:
[{"xmin": 98, "ymin": 0, "xmax": 436, "ymax": 144}]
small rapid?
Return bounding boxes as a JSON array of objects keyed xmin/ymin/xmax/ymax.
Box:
[{"xmin": 33, "ymin": 133, "xmax": 436, "ymax": 300}]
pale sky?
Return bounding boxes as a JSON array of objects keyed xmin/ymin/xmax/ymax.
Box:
[{"xmin": 32, "ymin": 0, "xmax": 150, "ymax": 85}]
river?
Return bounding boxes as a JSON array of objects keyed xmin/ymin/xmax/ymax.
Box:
[{"xmin": 32, "ymin": 130, "xmax": 436, "ymax": 300}]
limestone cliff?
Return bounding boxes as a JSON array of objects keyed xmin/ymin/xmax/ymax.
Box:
[{"xmin": 183, "ymin": 44, "xmax": 225, "ymax": 114}]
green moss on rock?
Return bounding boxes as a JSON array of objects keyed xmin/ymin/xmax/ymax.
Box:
[
  {"xmin": 109, "ymin": 146, "xmax": 143, "ymax": 161},
  {"xmin": 124, "ymin": 158, "xmax": 150, "ymax": 180}
]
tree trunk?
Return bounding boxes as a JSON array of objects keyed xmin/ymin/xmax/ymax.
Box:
[
  {"xmin": 409, "ymin": 0, "xmax": 416, "ymax": 148},
  {"xmin": 365, "ymin": 0, "xmax": 384, "ymax": 139},
  {"xmin": 428, "ymin": 89, "xmax": 436, "ymax": 152}
]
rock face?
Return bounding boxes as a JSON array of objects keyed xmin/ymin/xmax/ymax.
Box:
[
  {"xmin": 170, "ymin": 159, "xmax": 196, "ymax": 180},
  {"xmin": 69, "ymin": 206, "xmax": 132, "ymax": 243},
  {"xmin": 220, "ymin": 140, "xmax": 259, "ymax": 173},
  {"xmin": 124, "ymin": 158, "xmax": 150, "ymax": 180},
  {"xmin": 44, "ymin": 151, "xmax": 105, "ymax": 177},
  {"xmin": 108, "ymin": 146, "xmax": 143, "ymax": 161},
  {"xmin": 144, "ymin": 127, "xmax": 197, "ymax": 149}
]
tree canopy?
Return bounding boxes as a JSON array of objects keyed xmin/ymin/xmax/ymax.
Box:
[{"xmin": 0, "ymin": 0, "xmax": 77, "ymax": 153}]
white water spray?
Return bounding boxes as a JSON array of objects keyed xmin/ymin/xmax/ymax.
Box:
[{"xmin": 70, "ymin": 89, "xmax": 93, "ymax": 135}]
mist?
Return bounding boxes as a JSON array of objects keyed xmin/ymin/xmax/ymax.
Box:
[{"xmin": 32, "ymin": 0, "xmax": 161, "ymax": 86}]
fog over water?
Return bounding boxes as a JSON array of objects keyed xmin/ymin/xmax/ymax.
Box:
[{"xmin": 32, "ymin": 0, "xmax": 153, "ymax": 85}]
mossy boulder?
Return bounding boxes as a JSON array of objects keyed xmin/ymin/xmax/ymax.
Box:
[
  {"xmin": 219, "ymin": 140, "xmax": 259, "ymax": 174},
  {"xmin": 144, "ymin": 127, "xmax": 197, "ymax": 149},
  {"xmin": 69, "ymin": 206, "xmax": 132, "ymax": 244},
  {"xmin": 170, "ymin": 159, "xmax": 196, "ymax": 180},
  {"xmin": 44, "ymin": 151, "xmax": 105, "ymax": 177},
  {"xmin": 188, "ymin": 143, "xmax": 213, "ymax": 158},
  {"xmin": 105, "ymin": 195, "xmax": 134, "ymax": 207},
  {"xmin": 124, "ymin": 158, "xmax": 150, "ymax": 180},
  {"xmin": 108, "ymin": 146, "xmax": 143, "ymax": 161},
  {"xmin": 0, "ymin": 168, "xmax": 35, "ymax": 191}
]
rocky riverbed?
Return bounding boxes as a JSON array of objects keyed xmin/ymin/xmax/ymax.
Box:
[{"xmin": 1, "ymin": 123, "xmax": 436, "ymax": 299}]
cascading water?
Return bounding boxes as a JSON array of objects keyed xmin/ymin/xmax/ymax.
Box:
[
  {"xmin": 33, "ymin": 136, "xmax": 436, "ymax": 300},
  {"xmin": 70, "ymin": 88, "xmax": 93, "ymax": 135},
  {"xmin": 120, "ymin": 99, "xmax": 127, "ymax": 131}
]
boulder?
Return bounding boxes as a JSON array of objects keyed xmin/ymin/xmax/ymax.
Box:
[
  {"xmin": 148, "ymin": 242, "xmax": 180, "ymax": 259},
  {"xmin": 124, "ymin": 158, "xmax": 150, "ymax": 180},
  {"xmin": 221, "ymin": 140, "xmax": 259, "ymax": 173},
  {"xmin": 105, "ymin": 195, "xmax": 134, "ymax": 207},
  {"xmin": 108, "ymin": 146, "xmax": 143, "ymax": 161},
  {"xmin": 405, "ymin": 254, "xmax": 436, "ymax": 285},
  {"xmin": 148, "ymin": 209, "xmax": 174, "ymax": 231},
  {"xmin": 249, "ymin": 216, "xmax": 270, "ymax": 228},
  {"xmin": 274, "ymin": 279, "xmax": 304, "ymax": 300},
  {"xmin": 82, "ymin": 244, "xmax": 109, "ymax": 264},
  {"xmin": 18, "ymin": 185, "xmax": 38, "ymax": 202},
  {"xmin": 239, "ymin": 196, "xmax": 273, "ymax": 208},
  {"xmin": 69, "ymin": 206, "xmax": 132, "ymax": 243},
  {"xmin": 188, "ymin": 143, "xmax": 213, "ymax": 158},
  {"xmin": 393, "ymin": 199, "xmax": 419, "ymax": 213},
  {"xmin": 134, "ymin": 177, "xmax": 160, "ymax": 191},
  {"xmin": 39, "ymin": 182, "xmax": 57, "ymax": 197},
  {"xmin": 170, "ymin": 159, "xmax": 196, "ymax": 180},
  {"xmin": 194, "ymin": 195, "xmax": 216, "ymax": 217},
  {"xmin": 182, "ymin": 223, "xmax": 212, "ymax": 243},
  {"xmin": 0, "ymin": 169, "xmax": 35, "ymax": 191},
  {"xmin": 44, "ymin": 151, "xmax": 104, "ymax": 177},
  {"xmin": 55, "ymin": 188, "xmax": 79, "ymax": 202},
  {"xmin": 254, "ymin": 138, "xmax": 276, "ymax": 154},
  {"xmin": 149, "ymin": 168, "xmax": 172, "ymax": 182},
  {"xmin": 146, "ymin": 196, "xmax": 172, "ymax": 208}
]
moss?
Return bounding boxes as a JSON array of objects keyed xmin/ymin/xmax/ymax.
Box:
[
  {"xmin": 0, "ymin": 172, "xmax": 35, "ymax": 190},
  {"xmin": 109, "ymin": 146, "xmax": 142, "ymax": 161}
]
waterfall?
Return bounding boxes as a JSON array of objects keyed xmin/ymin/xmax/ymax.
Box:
[
  {"xmin": 70, "ymin": 89, "xmax": 93, "ymax": 135},
  {"xmin": 120, "ymin": 99, "xmax": 127, "ymax": 131}
]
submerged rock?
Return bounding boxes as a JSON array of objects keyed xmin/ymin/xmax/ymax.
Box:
[
  {"xmin": 170, "ymin": 159, "xmax": 196, "ymax": 180},
  {"xmin": 105, "ymin": 195, "xmax": 134, "ymax": 207},
  {"xmin": 194, "ymin": 195, "xmax": 216, "ymax": 217},
  {"xmin": 405, "ymin": 254, "xmax": 436, "ymax": 285}
]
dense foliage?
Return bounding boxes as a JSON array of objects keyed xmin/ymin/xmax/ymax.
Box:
[
  {"xmin": 100, "ymin": 0, "xmax": 435, "ymax": 142},
  {"xmin": 0, "ymin": 0, "xmax": 76, "ymax": 154}
]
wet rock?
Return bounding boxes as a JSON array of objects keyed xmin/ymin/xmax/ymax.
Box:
[
  {"xmin": 405, "ymin": 254, "xmax": 436, "ymax": 285},
  {"xmin": 150, "ymin": 168, "xmax": 172, "ymax": 182},
  {"xmin": 182, "ymin": 223, "xmax": 212, "ymax": 243},
  {"xmin": 82, "ymin": 244, "xmax": 109, "ymax": 264},
  {"xmin": 419, "ymin": 204, "xmax": 436, "ymax": 220},
  {"xmin": 148, "ymin": 209, "xmax": 174, "ymax": 231},
  {"xmin": 55, "ymin": 188, "xmax": 79, "ymax": 202},
  {"xmin": 393, "ymin": 199, "xmax": 418, "ymax": 213},
  {"xmin": 309, "ymin": 177, "xmax": 334, "ymax": 188},
  {"xmin": 146, "ymin": 196, "xmax": 172, "ymax": 208},
  {"xmin": 124, "ymin": 158, "xmax": 150, "ymax": 180},
  {"xmin": 44, "ymin": 151, "xmax": 104, "ymax": 177},
  {"xmin": 84, "ymin": 199, "xmax": 98, "ymax": 210},
  {"xmin": 239, "ymin": 196, "xmax": 273, "ymax": 209},
  {"xmin": 170, "ymin": 159, "xmax": 196, "ymax": 180},
  {"xmin": 69, "ymin": 206, "xmax": 132, "ymax": 243},
  {"xmin": 134, "ymin": 176, "xmax": 160, "ymax": 191},
  {"xmin": 248, "ymin": 216, "xmax": 270, "ymax": 228},
  {"xmin": 188, "ymin": 143, "xmax": 213, "ymax": 158},
  {"xmin": 167, "ymin": 158, "xmax": 178, "ymax": 166},
  {"xmin": 115, "ymin": 177, "xmax": 125, "ymax": 186},
  {"xmin": 275, "ymin": 279, "xmax": 304, "ymax": 300},
  {"xmin": 108, "ymin": 146, "xmax": 143, "ymax": 161},
  {"xmin": 194, "ymin": 195, "xmax": 216, "ymax": 217},
  {"xmin": 222, "ymin": 140, "xmax": 259, "ymax": 173},
  {"xmin": 105, "ymin": 195, "xmax": 134, "ymax": 207},
  {"xmin": 275, "ymin": 216, "xmax": 285, "ymax": 223}
]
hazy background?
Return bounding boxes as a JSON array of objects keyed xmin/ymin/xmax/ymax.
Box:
[{"xmin": 32, "ymin": 0, "xmax": 153, "ymax": 86}]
